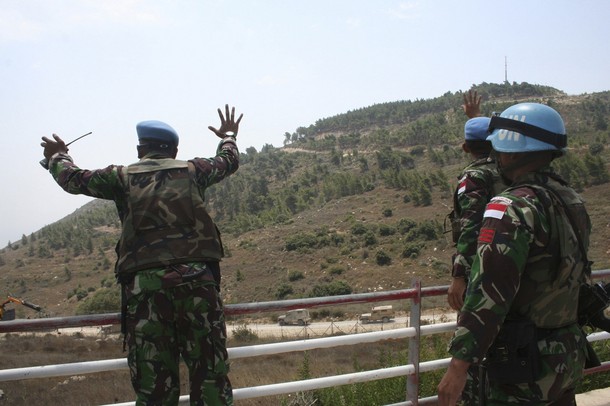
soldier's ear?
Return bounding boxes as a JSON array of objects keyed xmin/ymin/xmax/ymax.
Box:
[{"xmin": 137, "ymin": 145, "xmax": 148, "ymax": 159}]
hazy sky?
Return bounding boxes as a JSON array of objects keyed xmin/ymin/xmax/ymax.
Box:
[{"xmin": 1, "ymin": 0, "xmax": 609, "ymax": 246}]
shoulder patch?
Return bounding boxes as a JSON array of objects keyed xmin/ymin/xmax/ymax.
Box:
[
  {"xmin": 484, "ymin": 200, "xmax": 509, "ymax": 219},
  {"xmin": 457, "ymin": 179, "xmax": 467, "ymax": 195},
  {"xmin": 479, "ymin": 227, "xmax": 496, "ymax": 244}
]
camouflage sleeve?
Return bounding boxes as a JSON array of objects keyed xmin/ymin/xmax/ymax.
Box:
[
  {"xmin": 449, "ymin": 190, "xmax": 547, "ymax": 363},
  {"xmin": 190, "ymin": 138, "xmax": 239, "ymax": 189},
  {"xmin": 452, "ymin": 170, "xmax": 492, "ymax": 278},
  {"xmin": 48, "ymin": 153, "xmax": 125, "ymax": 200}
]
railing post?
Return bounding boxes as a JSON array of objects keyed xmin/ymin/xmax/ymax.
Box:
[{"xmin": 406, "ymin": 279, "xmax": 421, "ymax": 405}]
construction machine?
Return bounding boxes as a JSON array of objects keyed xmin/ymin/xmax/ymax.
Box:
[{"xmin": 0, "ymin": 295, "xmax": 42, "ymax": 321}]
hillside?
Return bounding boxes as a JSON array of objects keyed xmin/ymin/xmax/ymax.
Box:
[{"xmin": 1, "ymin": 82, "xmax": 609, "ymax": 319}]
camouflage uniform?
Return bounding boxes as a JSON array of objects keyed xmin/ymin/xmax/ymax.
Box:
[
  {"xmin": 48, "ymin": 138, "xmax": 239, "ymax": 405},
  {"xmin": 451, "ymin": 157, "xmax": 504, "ymax": 280},
  {"xmin": 449, "ymin": 168, "xmax": 590, "ymax": 405},
  {"xmin": 450, "ymin": 158, "xmax": 503, "ymax": 405}
]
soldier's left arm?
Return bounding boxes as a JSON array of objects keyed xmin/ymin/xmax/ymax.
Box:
[{"xmin": 190, "ymin": 138, "xmax": 239, "ymax": 189}]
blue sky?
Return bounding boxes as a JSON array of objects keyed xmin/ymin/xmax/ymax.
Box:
[{"xmin": 1, "ymin": 0, "xmax": 609, "ymax": 246}]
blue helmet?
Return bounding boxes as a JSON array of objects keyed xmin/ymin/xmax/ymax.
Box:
[
  {"xmin": 486, "ymin": 103, "xmax": 566, "ymax": 153},
  {"xmin": 464, "ymin": 117, "xmax": 491, "ymax": 141},
  {"xmin": 136, "ymin": 120, "xmax": 179, "ymax": 146}
]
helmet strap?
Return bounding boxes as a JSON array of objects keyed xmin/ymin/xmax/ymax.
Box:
[{"xmin": 489, "ymin": 116, "xmax": 567, "ymax": 149}]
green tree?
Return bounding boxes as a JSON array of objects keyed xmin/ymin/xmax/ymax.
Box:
[{"xmin": 76, "ymin": 287, "xmax": 120, "ymax": 314}]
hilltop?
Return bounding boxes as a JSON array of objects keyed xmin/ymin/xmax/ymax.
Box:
[{"xmin": 1, "ymin": 82, "xmax": 609, "ymax": 319}]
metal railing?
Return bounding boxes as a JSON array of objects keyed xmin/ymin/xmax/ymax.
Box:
[{"xmin": 1, "ymin": 269, "xmax": 609, "ymax": 405}]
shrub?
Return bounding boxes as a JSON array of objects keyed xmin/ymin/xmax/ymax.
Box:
[
  {"xmin": 328, "ymin": 266, "xmax": 345, "ymax": 276},
  {"xmin": 288, "ymin": 270, "xmax": 305, "ymax": 282},
  {"xmin": 232, "ymin": 324, "xmax": 258, "ymax": 343},
  {"xmin": 276, "ymin": 283, "xmax": 294, "ymax": 300},
  {"xmin": 351, "ymin": 222, "xmax": 368, "ymax": 236},
  {"xmin": 285, "ymin": 232, "xmax": 320, "ymax": 251},
  {"xmin": 309, "ymin": 281, "xmax": 352, "ymax": 297},
  {"xmin": 402, "ymin": 242, "xmax": 424, "ymax": 259},
  {"xmin": 75, "ymin": 287, "xmax": 120, "ymax": 315},
  {"xmin": 364, "ymin": 231, "xmax": 377, "ymax": 246},
  {"xmin": 378, "ymin": 224, "xmax": 396, "ymax": 236},
  {"xmin": 397, "ymin": 218, "xmax": 417, "ymax": 234},
  {"xmin": 375, "ymin": 250, "xmax": 392, "ymax": 266}
]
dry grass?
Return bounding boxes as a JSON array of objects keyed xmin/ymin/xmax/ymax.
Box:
[{"xmin": 0, "ymin": 332, "xmax": 416, "ymax": 406}]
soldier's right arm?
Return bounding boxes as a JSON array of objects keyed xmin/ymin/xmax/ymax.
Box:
[{"xmin": 48, "ymin": 153, "xmax": 124, "ymax": 200}]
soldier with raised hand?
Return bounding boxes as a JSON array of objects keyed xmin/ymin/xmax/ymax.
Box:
[
  {"xmin": 448, "ymin": 90, "xmax": 505, "ymax": 312},
  {"xmin": 447, "ymin": 91, "xmax": 505, "ymax": 405},
  {"xmin": 438, "ymin": 103, "xmax": 591, "ymax": 405},
  {"xmin": 41, "ymin": 105, "xmax": 242, "ymax": 405}
]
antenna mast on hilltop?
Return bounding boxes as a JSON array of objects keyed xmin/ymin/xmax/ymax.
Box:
[{"xmin": 504, "ymin": 56, "xmax": 508, "ymax": 83}]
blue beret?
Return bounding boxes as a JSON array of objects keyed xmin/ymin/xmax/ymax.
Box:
[
  {"xmin": 136, "ymin": 120, "xmax": 179, "ymax": 146},
  {"xmin": 464, "ymin": 117, "xmax": 491, "ymax": 141}
]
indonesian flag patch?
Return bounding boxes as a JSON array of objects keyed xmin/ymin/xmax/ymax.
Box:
[
  {"xmin": 457, "ymin": 179, "xmax": 467, "ymax": 195},
  {"xmin": 484, "ymin": 200, "xmax": 509, "ymax": 220}
]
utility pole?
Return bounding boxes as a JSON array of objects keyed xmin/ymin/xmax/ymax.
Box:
[{"xmin": 504, "ymin": 56, "xmax": 508, "ymax": 83}]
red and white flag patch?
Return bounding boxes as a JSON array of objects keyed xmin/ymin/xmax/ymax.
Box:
[
  {"xmin": 457, "ymin": 179, "xmax": 467, "ymax": 195},
  {"xmin": 484, "ymin": 202, "xmax": 508, "ymax": 219}
]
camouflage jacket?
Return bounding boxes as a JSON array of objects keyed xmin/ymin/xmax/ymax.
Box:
[
  {"xmin": 450, "ymin": 157, "xmax": 504, "ymax": 279},
  {"xmin": 48, "ymin": 138, "xmax": 239, "ymax": 275},
  {"xmin": 449, "ymin": 168, "xmax": 591, "ymax": 363}
]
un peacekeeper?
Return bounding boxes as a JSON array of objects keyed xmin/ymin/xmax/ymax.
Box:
[
  {"xmin": 40, "ymin": 105, "xmax": 242, "ymax": 405},
  {"xmin": 447, "ymin": 115, "xmax": 505, "ymax": 311},
  {"xmin": 438, "ymin": 103, "xmax": 591, "ymax": 405},
  {"xmin": 447, "ymin": 115, "xmax": 504, "ymax": 405}
]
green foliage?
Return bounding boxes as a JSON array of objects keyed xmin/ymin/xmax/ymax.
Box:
[
  {"xmin": 397, "ymin": 218, "xmax": 417, "ymax": 234},
  {"xmin": 75, "ymin": 287, "xmax": 120, "ymax": 314},
  {"xmin": 100, "ymin": 277, "xmax": 114, "ymax": 288},
  {"xmin": 288, "ymin": 270, "xmax": 305, "ymax": 282},
  {"xmin": 276, "ymin": 283, "xmax": 294, "ymax": 300},
  {"xmin": 64, "ymin": 266, "xmax": 72, "ymax": 281},
  {"xmin": 309, "ymin": 281, "xmax": 352, "ymax": 297},
  {"xmin": 402, "ymin": 242, "xmax": 425, "ymax": 259},
  {"xmin": 589, "ymin": 143, "xmax": 604, "ymax": 155},
  {"xmin": 285, "ymin": 232, "xmax": 320, "ymax": 251},
  {"xmin": 314, "ymin": 349, "xmax": 408, "ymax": 405},
  {"xmin": 577, "ymin": 339, "xmax": 610, "ymax": 393},
  {"xmin": 351, "ymin": 222, "xmax": 369, "ymax": 236},
  {"xmin": 363, "ymin": 231, "xmax": 377, "ymax": 247},
  {"xmin": 375, "ymin": 250, "xmax": 392, "ymax": 266},
  {"xmin": 231, "ymin": 323, "xmax": 259, "ymax": 343},
  {"xmin": 405, "ymin": 220, "xmax": 441, "ymax": 242},
  {"xmin": 328, "ymin": 266, "xmax": 345, "ymax": 276},
  {"xmin": 378, "ymin": 224, "xmax": 396, "ymax": 236}
]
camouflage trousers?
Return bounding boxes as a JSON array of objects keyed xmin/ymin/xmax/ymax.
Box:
[
  {"xmin": 479, "ymin": 325, "xmax": 586, "ymax": 405},
  {"xmin": 124, "ymin": 266, "xmax": 233, "ymax": 406}
]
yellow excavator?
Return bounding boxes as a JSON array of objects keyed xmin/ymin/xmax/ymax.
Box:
[{"xmin": 0, "ymin": 295, "xmax": 42, "ymax": 321}]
